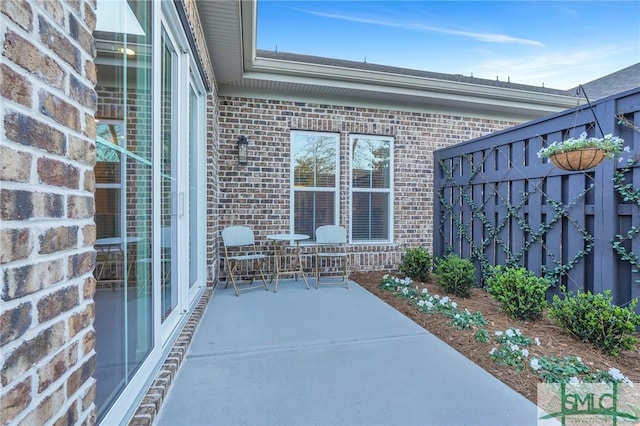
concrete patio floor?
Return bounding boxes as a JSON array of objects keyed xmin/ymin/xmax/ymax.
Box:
[{"xmin": 155, "ymin": 278, "xmax": 539, "ymax": 425}]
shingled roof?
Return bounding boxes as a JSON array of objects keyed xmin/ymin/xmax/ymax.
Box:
[{"xmin": 567, "ymin": 62, "xmax": 640, "ymax": 100}]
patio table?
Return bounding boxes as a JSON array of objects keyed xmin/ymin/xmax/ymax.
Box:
[{"xmin": 267, "ymin": 233, "xmax": 310, "ymax": 292}]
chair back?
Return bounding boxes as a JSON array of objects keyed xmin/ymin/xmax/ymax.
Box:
[
  {"xmin": 315, "ymin": 225, "xmax": 347, "ymax": 245},
  {"xmin": 222, "ymin": 225, "xmax": 256, "ymax": 247}
]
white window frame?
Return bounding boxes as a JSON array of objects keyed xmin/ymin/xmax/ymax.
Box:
[
  {"xmin": 290, "ymin": 130, "xmax": 340, "ymax": 241},
  {"xmin": 349, "ymin": 134, "xmax": 394, "ymax": 244}
]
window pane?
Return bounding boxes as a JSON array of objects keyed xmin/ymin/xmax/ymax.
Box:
[
  {"xmin": 292, "ymin": 134, "xmax": 336, "ymax": 188},
  {"xmin": 95, "ymin": 188, "xmax": 121, "ymax": 239},
  {"xmin": 352, "ymin": 192, "xmax": 389, "ymax": 240},
  {"xmin": 351, "ymin": 135, "xmax": 392, "ymax": 242},
  {"xmin": 93, "ymin": 0, "xmax": 153, "ymax": 419},
  {"xmin": 291, "ymin": 131, "xmax": 339, "ymax": 238},
  {"xmin": 294, "ymin": 191, "xmax": 335, "ymax": 238},
  {"xmin": 352, "ymin": 137, "xmax": 390, "ymax": 189}
]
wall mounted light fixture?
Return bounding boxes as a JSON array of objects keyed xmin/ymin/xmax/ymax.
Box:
[{"xmin": 237, "ymin": 136, "xmax": 248, "ymax": 165}]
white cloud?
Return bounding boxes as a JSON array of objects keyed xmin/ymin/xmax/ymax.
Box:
[
  {"xmin": 556, "ymin": 6, "xmax": 579, "ymax": 18},
  {"xmin": 469, "ymin": 44, "xmax": 638, "ymax": 89},
  {"xmin": 300, "ymin": 9, "xmax": 545, "ymax": 47}
]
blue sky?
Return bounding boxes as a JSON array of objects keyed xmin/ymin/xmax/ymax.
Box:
[{"xmin": 257, "ymin": 1, "xmax": 640, "ymax": 90}]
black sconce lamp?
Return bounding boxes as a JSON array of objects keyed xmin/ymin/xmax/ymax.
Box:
[{"xmin": 237, "ymin": 136, "xmax": 248, "ymax": 165}]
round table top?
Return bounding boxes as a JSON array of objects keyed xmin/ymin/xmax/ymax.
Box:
[{"xmin": 267, "ymin": 233, "xmax": 310, "ymax": 241}]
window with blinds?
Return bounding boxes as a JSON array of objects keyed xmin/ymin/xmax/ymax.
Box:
[
  {"xmin": 291, "ymin": 131, "xmax": 339, "ymax": 240},
  {"xmin": 351, "ymin": 135, "xmax": 393, "ymax": 242}
]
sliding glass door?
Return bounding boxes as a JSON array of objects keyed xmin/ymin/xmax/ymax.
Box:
[{"xmin": 93, "ymin": 0, "xmax": 206, "ymax": 423}]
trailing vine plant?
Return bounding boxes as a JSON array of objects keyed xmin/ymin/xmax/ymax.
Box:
[
  {"xmin": 438, "ymin": 146, "xmax": 595, "ymax": 288},
  {"xmin": 539, "ymin": 195, "xmax": 595, "ymax": 286},
  {"xmin": 612, "ymin": 114, "xmax": 640, "ymax": 284},
  {"xmin": 437, "ymin": 113, "xmax": 639, "ymax": 305}
]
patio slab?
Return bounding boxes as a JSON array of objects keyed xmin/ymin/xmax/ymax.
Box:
[{"xmin": 156, "ymin": 280, "xmax": 539, "ymax": 425}]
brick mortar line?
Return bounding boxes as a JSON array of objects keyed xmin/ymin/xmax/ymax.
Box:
[{"xmin": 128, "ymin": 286, "xmax": 215, "ymax": 426}]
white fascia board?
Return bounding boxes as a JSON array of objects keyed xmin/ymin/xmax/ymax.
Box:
[
  {"xmin": 239, "ymin": 70, "xmax": 576, "ymax": 112},
  {"xmin": 219, "ymin": 83, "xmax": 569, "ymax": 123},
  {"xmin": 247, "ymin": 58, "xmax": 577, "ymax": 109},
  {"xmin": 241, "ymin": 0, "xmax": 255, "ymax": 68}
]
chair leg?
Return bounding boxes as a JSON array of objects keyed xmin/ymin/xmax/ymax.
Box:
[
  {"xmin": 344, "ymin": 257, "xmax": 349, "ymax": 289},
  {"xmin": 224, "ymin": 259, "xmax": 231, "ymax": 288},
  {"xmin": 225, "ymin": 257, "xmax": 271, "ymax": 296},
  {"xmin": 255, "ymin": 259, "xmax": 269, "ymax": 291},
  {"xmin": 228, "ymin": 261, "xmax": 240, "ymax": 297},
  {"xmin": 315, "ymin": 252, "xmax": 349, "ymax": 289}
]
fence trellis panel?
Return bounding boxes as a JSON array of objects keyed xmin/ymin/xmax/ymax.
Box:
[{"xmin": 434, "ymin": 88, "xmax": 640, "ymax": 309}]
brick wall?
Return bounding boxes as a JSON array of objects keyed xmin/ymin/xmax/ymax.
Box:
[
  {"xmin": 181, "ymin": 0, "xmax": 214, "ymax": 91},
  {"xmin": 206, "ymin": 94, "xmax": 220, "ymax": 285},
  {"xmin": 218, "ymin": 97, "xmax": 517, "ymax": 272},
  {"xmin": 1, "ymin": 0, "xmax": 97, "ymax": 425}
]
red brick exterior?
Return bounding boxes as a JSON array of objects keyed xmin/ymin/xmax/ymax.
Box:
[
  {"xmin": 1, "ymin": 1, "xmax": 529, "ymax": 424},
  {"xmin": 1, "ymin": 0, "xmax": 98, "ymax": 424},
  {"xmin": 206, "ymin": 93, "xmax": 221, "ymax": 285},
  {"xmin": 217, "ymin": 97, "xmax": 517, "ymax": 271}
]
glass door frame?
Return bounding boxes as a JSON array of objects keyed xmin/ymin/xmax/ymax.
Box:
[
  {"xmin": 156, "ymin": 4, "xmax": 188, "ymax": 343},
  {"xmin": 99, "ymin": 1, "xmax": 207, "ymax": 423},
  {"xmin": 156, "ymin": 0, "xmax": 208, "ymax": 343},
  {"xmin": 157, "ymin": 21, "xmax": 180, "ymax": 338},
  {"xmin": 186, "ymin": 72, "xmax": 207, "ymax": 303}
]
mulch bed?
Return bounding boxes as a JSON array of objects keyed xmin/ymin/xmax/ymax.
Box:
[{"xmin": 351, "ymin": 271, "xmax": 640, "ymax": 404}]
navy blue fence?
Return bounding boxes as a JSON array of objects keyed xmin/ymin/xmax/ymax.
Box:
[{"xmin": 434, "ymin": 88, "xmax": 640, "ymax": 310}]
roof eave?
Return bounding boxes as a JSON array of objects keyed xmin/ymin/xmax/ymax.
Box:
[
  {"xmin": 200, "ymin": 0, "xmax": 577, "ymax": 116},
  {"xmin": 247, "ymin": 57, "xmax": 576, "ymax": 109}
]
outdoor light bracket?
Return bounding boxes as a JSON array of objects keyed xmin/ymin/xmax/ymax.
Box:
[{"xmin": 237, "ymin": 136, "xmax": 248, "ymax": 165}]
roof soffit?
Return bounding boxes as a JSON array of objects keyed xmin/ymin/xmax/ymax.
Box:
[{"xmin": 196, "ymin": 0, "xmax": 244, "ymax": 84}]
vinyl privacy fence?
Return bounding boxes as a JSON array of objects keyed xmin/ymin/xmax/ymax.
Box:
[{"xmin": 434, "ymin": 88, "xmax": 640, "ymax": 310}]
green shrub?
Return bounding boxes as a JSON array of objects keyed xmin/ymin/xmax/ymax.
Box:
[
  {"xmin": 486, "ymin": 266, "xmax": 549, "ymax": 321},
  {"xmin": 434, "ymin": 254, "xmax": 475, "ymax": 298},
  {"xmin": 548, "ymin": 290, "xmax": 640, "ymax": 356},
  {"xmin": 399, "ymin": 247, "xmax": 432, "ymax": 282}
]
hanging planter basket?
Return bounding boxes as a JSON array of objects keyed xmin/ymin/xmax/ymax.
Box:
[{"xmin": 549, "ymin": 148, "xmax": 606, "ymax": 171}]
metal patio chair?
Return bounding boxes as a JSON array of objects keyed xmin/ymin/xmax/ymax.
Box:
[
  {"xmin": 221, "ymin": 225, "xmax": 269, "ymax": 296},
  {"xmin": 314, "ymin": 225, "xmax": 349, "ymax": 289}
]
